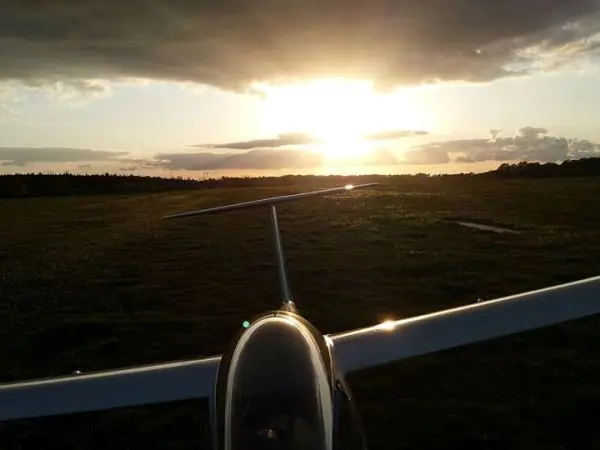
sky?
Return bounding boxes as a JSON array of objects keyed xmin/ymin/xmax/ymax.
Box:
[{"xmin": 2, "ymin": 1, "xmax": 600, "ymax": 178}]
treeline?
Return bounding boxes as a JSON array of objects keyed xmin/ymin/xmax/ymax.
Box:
[
  {"xmin": 196, "ymin": 173, "xmax": 398, "ymax": 188},
  {"xmin": 485, "ymin": 158, "xmax": 600, "ymax": 178},
  {"xmin": 0, "ymin": 173, "xmax": 204, "ymax": 198},
  {"xmin": 0, "ymin": 172, "xmax": 413, "ymax": 198},
  {"xmin": 2, "ymin": 157, "xmax": 600, "ymax": 198}
]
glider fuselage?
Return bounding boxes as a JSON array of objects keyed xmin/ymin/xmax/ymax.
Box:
[{"xmin": 211, "ymin": 310, "xmax": 367, "ymax": 450}]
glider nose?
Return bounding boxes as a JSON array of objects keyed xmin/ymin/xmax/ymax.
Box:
[
  {"xmin": 226, "ymin": 316, "xmax": 330, "ymax": 449},
  {"xmin": 230, "ymin": 317, "xmax": 320, "ymax": 402}
]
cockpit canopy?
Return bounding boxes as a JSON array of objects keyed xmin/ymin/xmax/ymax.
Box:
[{"xmin": 223, "ymin": 316, "xmax": 333, "ymax": 450}]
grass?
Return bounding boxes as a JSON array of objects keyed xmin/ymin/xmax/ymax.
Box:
[{"xmin": 1, "ymin": 176, "xmax": 600, "ymax": 449}]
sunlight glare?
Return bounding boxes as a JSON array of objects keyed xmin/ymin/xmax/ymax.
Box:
[
  {"xmin": 255, "ymin": 78, "xmax": 430, "ymax": 162},
  {"xmin": 378, "ymin": 320, "xmax": 397, "ymax": 331}
]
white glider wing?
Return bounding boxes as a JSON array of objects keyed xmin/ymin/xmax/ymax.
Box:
[
  {"xmin": 3, "ymin": 275, "xmax": 600, "ymax": 422},
  {"xmin": 329, "ymin": 275, "xmax": 600, "ymax": 374},
  {"xmin": 0, "ymin": 355, "xmax": 220, "ymax": 421}
]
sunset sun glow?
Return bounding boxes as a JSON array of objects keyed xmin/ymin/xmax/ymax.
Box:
[{"xmin": 256, "ymin": 78, "xmax": 430, "ymax": 161}]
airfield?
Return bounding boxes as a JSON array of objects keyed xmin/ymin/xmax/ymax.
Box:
[{"xmin": 1, "ymin": 175, "xmax": 599, "ymax": 449}]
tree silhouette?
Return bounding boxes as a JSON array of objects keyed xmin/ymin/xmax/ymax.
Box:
[{"xmin": 2, "ymin": 158, "xmax": 600, "ymax": 198}]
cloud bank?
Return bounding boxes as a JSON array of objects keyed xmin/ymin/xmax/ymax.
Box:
[
  {"xmin": 2, "ymin": 1, "xmax": 600, "ymax": 91},
  {"xmin": 0, "ymin": 147, "xmax": 129, "ymax": 167},
  {"xmin": 3, "ymin": 127, "xmax": 600, "ymax": 172},
  {"xmin": 404, "ymin": 127, "xmax": 600, "ymax": 165},
  {"xmin": 159, "ymin": 127, "xmax": 600, "ymax": 170},
  {"xmin": 194, "ymin": 129, "xmax": 427, "ymax": 150},
  {"xmin": 194, "ymin": 133, "xmax": 318, "ymax": 150},
  {"xmin": 154, "ymin": 149, "xmax": 324, "ymax": 170}
]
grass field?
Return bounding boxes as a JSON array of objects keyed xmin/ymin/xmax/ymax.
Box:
[{"xmin": 1, "ymin": 176, "xmax": 600, "ymax": 449}]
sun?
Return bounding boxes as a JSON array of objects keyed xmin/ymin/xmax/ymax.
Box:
[{"xmin": 255, "ymin": 78, "xmax": 430, "ymax": 161}]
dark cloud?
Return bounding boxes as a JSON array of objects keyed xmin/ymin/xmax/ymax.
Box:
[
  {"xmin": 2, "ymin": 1, "xmax": 600, "ymax": 91},
  {"xmin": 1, "ymin": 160, "xmax": 23, "ymax": 167},
  {"xmin": 155, "ymin": 148, "xmax": 324, "ymax": 170},
  {"xmin": 195, "ymin": 133, "xmax": 317, "ymax": 150},
  {"xmin": 155, "ymin": 146, "xmax": 407, "ymax": 170},
  {"xmin": 0, "ymin": 147, "xmax": 129, "ymax": 166},
  {"xmin": 404, "ymin": 127, "xmax": 600, "ymax": 164},
  {"xmin": 119, "ymin": 166, "xmax": 139, "ymax": 172},
  {"xmin": 196, "ymin": 129, "xmax": 427, "ymax": 150}
]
